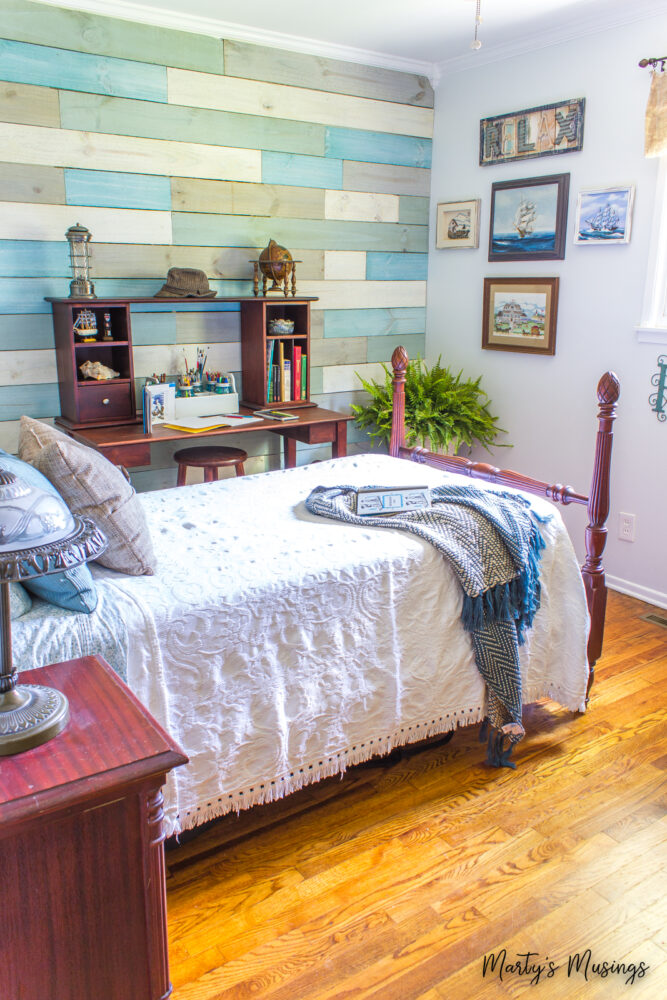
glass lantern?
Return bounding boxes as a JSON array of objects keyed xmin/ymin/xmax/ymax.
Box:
[{"xmin": 66, "ymin": 223, "xmax": 96, "ymax": 299}]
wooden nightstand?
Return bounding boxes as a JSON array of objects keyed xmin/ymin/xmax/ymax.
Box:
[{"xmin": 0, "ymin": 655, "xmax": 188, "ymax": 1000}]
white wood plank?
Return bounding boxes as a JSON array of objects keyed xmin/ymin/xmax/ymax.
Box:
[
  {"xmin": 322, "ymin": 362, "xmax": 386, "ymax": 394},
  {"xmin": 0, "ymin": 348, "xmax": 57, "ymax": 385},
  {"xmin": 297, "ymin": 280, "xmax": 427, "ymax": 310},
  {"xmin": 0, "ymin": 122, "xmax": 261, "ymax": 183},
  {"xmin": 167, "ymin": 68, "xmax": 433, "ymax": 139},
  {"xmin": 132, "ymin": 342, "xmax": 241, "ymax": 379},
  {"xmin": 323, "ymin": 251, "xmax": 366, "ymax": 281},
  {"xmin": 324, "ymin": 190, "xmax": 399, "ymax": 223},
  {"xmin": 0, "ymin": 201, "xmax": 172, "ymax": 244}
]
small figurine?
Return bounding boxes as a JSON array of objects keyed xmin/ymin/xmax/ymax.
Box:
[
  {"xmin": 73, "ymin": 309, "xmax": 97, "ymax": 342},
  {"xmin": 101, "ymin": 312, "xmax": 114, "ymax": 341}
]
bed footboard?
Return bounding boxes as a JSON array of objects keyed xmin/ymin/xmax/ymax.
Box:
[{"xmin": 389, "ymin": 346, "xmax": 620, "ymax": 689}]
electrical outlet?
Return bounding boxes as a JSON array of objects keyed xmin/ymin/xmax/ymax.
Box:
[{"xmin": 618, "ymin": 512, "xmax": 636, "ymax": 542}]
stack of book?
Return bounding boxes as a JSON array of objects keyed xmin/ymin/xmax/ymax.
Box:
[{"xmin": 266, "ymin": 341, "xmax": 307, "ymax": 404}]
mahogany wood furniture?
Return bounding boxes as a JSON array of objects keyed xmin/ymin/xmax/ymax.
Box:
[
  {"xmin": 240, "ymin": 297, "xmax": 315, "ymax": 408},
  {"xmin": 388, "ymin": 346, "xmax": 620, "ymax": 691},
  {"xmin": 48, "ymin": 297, "xmax": 139, "ymax": 429},
  {"xmin": 0, "ymin": 655, "xmax": 188, "ymax": 1000},
  {"xmin": 174, "ymin": 444, "xmax": 248, "ymax": 485},
  {"xmin": 64, "ymin": 404, "xmax": 353, "ymax": 470}
]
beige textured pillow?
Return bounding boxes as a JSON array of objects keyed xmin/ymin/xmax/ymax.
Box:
[{"xmin": 19, "ymin": 416, "xmax": 155, "ymax": 576}]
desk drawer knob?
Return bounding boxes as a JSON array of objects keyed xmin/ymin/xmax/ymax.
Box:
[{"xmin": 102, "ymin": 397, "xmax": 110, "ymax": 405}]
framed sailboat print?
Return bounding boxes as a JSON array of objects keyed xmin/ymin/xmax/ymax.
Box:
[
  {"xmin": 574, "ymin": 186, "xmax": 635, "ymax": 244},
  {"xmin": 488, "ymin": 174, "xmax": 570, "ymax": 262}
]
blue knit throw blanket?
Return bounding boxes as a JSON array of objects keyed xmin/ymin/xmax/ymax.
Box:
[{"xmin": 305, "ymin": 483, "xmax": 551, "ymax": 768}]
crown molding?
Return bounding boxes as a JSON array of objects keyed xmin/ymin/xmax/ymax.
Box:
[
  {"xmin": 435, "ymin": 0, "xmax": 667, "ymax": 79},
  {"xmin": 33, "ymin": 0, "xmax": 437, "ymax": 79}
]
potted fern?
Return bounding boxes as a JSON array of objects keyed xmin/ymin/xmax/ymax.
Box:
[{"xmin": 351, "ymin": 356, "xmax": 506, "ymax": 454}]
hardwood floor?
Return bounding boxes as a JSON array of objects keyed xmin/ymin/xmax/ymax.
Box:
[{"xmin": 165, "ymin": 590, "xmax": 667, "ymax": 999}]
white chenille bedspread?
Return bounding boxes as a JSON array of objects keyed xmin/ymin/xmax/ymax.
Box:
[{"xmin": 15, "ymin": 454, "xmax": 590, "ymax": 835}]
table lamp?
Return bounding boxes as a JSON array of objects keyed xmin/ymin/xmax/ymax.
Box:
[{"xmin": 0, "ymin": 465, "xmax": 107, "ymax": 755}]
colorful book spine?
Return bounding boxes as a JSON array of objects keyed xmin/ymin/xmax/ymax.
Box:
[
  {"xmin": 293, "ymin": 346, "xmax": 301, "ymax": 401},
  {"xmin": 282, "ymin": 359, "xmax": 291, "ymax": 403},
  {"xmin": 266, "ymin": 339, "xmax": 276, "ymax": 403},
  {"xmin": 301, "ymin": 354, "xmax": 307, "ymax": 399},
  {"xmin": 278, "ymin": 341, "xmax": 285, "ymax": 401},
  {"xmin": 271, "ymin": 365, "xmax": 280, "ymax": 401}
]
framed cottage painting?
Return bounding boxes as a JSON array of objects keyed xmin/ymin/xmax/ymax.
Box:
[
  {"xmin": 489, "ymin": 174, "xmax": 569, "ymax": 261},
  {"xmin": 482, "ymin": 277, "xmax": 559, "ymax": 355},
  {"xmin": 435, "ymin": 199, "xmax": 480, "ymax": 249},
  {"xmin": 574, "ymin": 186, "xmax": 635, "ymax": 244}
]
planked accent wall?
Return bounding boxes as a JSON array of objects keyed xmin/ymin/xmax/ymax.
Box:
[{"xmin": 0, "ymin": 0, "xmax": 432, "ymax": 489}]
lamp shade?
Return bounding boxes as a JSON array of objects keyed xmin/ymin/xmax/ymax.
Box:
[{"xmin": 0, "ymin": 465, "xmax": 107, "ymax": 754}]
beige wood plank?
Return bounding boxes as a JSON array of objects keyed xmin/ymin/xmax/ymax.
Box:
[
  {"xmin": 322, "ymin": 362, "xmax": 385, "ymax": 394},
  {"xmin": 298, "ymin": 280, "xmax": 426, "ymax": 310},
  {"xmin": 222, "ymin": 40, "xmax": 433, "ymax": 108},
  {"xmin": 91, "ymin": 245, "xmax": 324, "ymax": 281},
  {"xmin": 343, "ymin": 160, "xmax": 432, "ymax": 197},
  {"xmin": 310, "ymin": 337, "xmax": 367, "ymax": 367},
  {"xmin": 0, "ymin": 348, "xmax": 56, "ymax": 385},
  {"xmin": 0, "ymin": 201, "xmax": 172, "ymax": 244},
  {"xmin": 0, "ymin": 122, "xmax": 261, "ymax": 183},
  {"xmin": 0, "ymin": 80, "xmax": 60, "ymax": 127},
  {"xmin": 171, "ymin": 177, "xmax": 324, "ymax": 220},
  {"xmin": 324, "ymin": 251, "xmax": 367, "ymax": 281},
  {"xmin": 325, "ymin": 190, "xmax": 399, "ymax": 223},
  {"xmin": 167, "ymin": 68, "xmax": 434, "ymax": 139},
  {"xmin": 0, "ymin": 162, "xmax": 65, "ymax": 204}
]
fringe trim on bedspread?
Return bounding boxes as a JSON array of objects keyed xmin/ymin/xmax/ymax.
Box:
[{"xmin": 171, "ymin": 707, "xmax": 487, "ymax": 836}]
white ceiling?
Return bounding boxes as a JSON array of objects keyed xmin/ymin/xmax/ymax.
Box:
[{"xmin": 40, "ymin": 0, "xmax": 664, "ymax": 77}]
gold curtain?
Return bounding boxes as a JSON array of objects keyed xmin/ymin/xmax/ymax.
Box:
[{"xmin": 645, "ymin": 69, "xmax": 667, "ymax": 157}]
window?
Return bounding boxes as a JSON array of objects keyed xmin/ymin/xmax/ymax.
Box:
[{"xmin": 638, "ymin": 156, "xmax": 667, "ymax": 342}]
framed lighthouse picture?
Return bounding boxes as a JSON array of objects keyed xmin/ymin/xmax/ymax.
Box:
[{"xmin": 488, "ymin": 173, "xmax": 570, "ymax": 262}]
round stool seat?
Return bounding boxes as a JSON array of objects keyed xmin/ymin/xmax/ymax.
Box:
[{"xmin": 174, "ymin": 445, "xmax": 248, "ymax": 485}]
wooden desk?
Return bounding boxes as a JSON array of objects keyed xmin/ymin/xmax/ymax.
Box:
[
  {"xmin": 0, "ymin": 655, "xmax": 187, "ymax": 1000},
  {"xmin": 58, "ymin": 405, "xmax": 354, "ymax": 469}
]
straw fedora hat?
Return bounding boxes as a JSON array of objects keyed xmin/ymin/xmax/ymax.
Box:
[{"xmin": 155, "ymin": 267, "xmax": 217, "ymax": 298}]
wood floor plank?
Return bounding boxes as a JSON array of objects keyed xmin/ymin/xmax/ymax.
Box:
[{"xmin": 166, "ymin": 590, "xmax": 667, "ymax": 1000}]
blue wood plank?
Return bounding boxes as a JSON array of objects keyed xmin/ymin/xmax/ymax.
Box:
[
  {"xmin": 0, "ymin": 382, "xmax": 61, "ymax": 420},
  {"xmin": 325, "ymin": 127, "xmax": 432, "ymax": 169},
  {"xmin": 0, "ymin": 39, "xmax": 167, "ymax": 102},
  {"xmin": 262, "ymin": 151, "xmax": 342, "ymax": 190},
  {"xmin": 366, "ymin": 252, "xmax": 428, "ymax": 281},
  {"xmin": 0, "ymin": 278, "xmax": 70, "ymax": 313},
  {"xmin": 131, "ymin": 311, "xmax": 241, "ymax": 345},
  {"xmin": 65, "ymin": 169, "xmax": 172, "ymax": 210},
  {"xmin": 131, "ymin": 301, "xmax": 242, "ymax": 314},
  {"xmin": 0, "ymin": 314, "xmax": 54, "ymax": 350},
  {"xmin": 93, "ymin": 279, "xmax": 252, "ymax": 300},
  {"xmin": 324, "ymin": 307, "xmax": 426, "ymax": 339},
  {"xmin": 0, "ymin": 278, "xmax": 250, "ymax": 313},
  {"xmin": 0, "ymin": 241, "xmax": 70, "ymax": 278}
]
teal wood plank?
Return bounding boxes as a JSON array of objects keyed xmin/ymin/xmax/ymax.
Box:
[
  {"xmin": 0, "ymin": 314, "xmax": 54, "ymax": 350},
  {"xmin": 59, "ymin": 91, "xmax": 324, "ymax": 156},
  {"xmin": 325, "ymin": 127, "xmax": 432, "ymax": 168},
  {"xmin": 309, "ymin": 367, "xmax": 323, "ymax": 395},
  {"xmin": 131, "ymin": 301, "xmax": 241, "ymax": 314},
  {"xmin": 222, "ymin": 40, "xmax": 433, "ymax": 108},
  {"xmin": 129, "ymin": 313, "xmax": 177, "ymax": 347},
  {"xmin": 0, "ymin": 277, "xmax": 69, "ymax": 313},
  {"xmin": 262, "ymin": 151, "xmax": 342, "ymax": 190},
  {"xmin": 0, "ymin": 381, "xmax": 60, "ymax": 419},
  {"xmin": 65, "ymin": 169, "xmax": 172, "ymax": 210},
  {"xmin": 0, "ymin": 240, "xmax": 70, "ymax": 277},
  {"xmin": 0, "ymin": 39, "xmax": 167, "ymax": 103},
  {"xmin": 366, "ymin": 252, "xmax": 428, "ymax": 281},
  {"xmin": 399, "ymin": 196, "xmax": 430, "ymax": 225},
  {"xmin": 366, "ymin": 332, "xmax": 426, "ymax": 363},
  {"xmin": 172, "ymin": 214, "xmax": 428, "ymax": 252},
  {"xmin": 2, "ymin": 0, "xmax": 224, "ymax": 74},
  {"xmin": 324, "ymin": 307, "xmax": 426, "ymax": 339},
  {"xmin": 131, "ymin": 310, "xmax": 240, "ymax": 345}
]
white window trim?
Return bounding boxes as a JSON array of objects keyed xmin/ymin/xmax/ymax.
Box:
[{"xmin": 637, "ymin": 155, "xmax": 667, "ymax": 344}]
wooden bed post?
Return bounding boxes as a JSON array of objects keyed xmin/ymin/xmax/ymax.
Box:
[
  {"xmin": 390, "ymin": 346, "xmax": 408, "ymax": 457},
  {"xmin": 582, "ymin": 371, "xmax": 620, "ymax": 690}
]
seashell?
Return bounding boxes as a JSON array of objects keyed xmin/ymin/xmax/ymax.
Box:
[{"xmin": 79, "ymin": 360, "xmax": 120, "ymax": 381}]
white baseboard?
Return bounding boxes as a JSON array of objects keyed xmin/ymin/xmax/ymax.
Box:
[{"xmin": 606, "ymin": 575, "xmax": 667, "ymax": 610}]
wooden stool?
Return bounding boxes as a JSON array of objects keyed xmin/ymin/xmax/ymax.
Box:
[{"xmin": 174, "ymin": 445, "xmax": 247, "ymax": 486}]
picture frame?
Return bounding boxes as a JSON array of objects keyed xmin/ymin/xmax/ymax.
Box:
[
  {"xmin": 482, "ymin": 277, "xmax": 559, "ymax": 355},
  {"xmin": 574, "ymin": 186, "xmax": 635, "ymax": 244},
  {"xmin": 435, "ymin": 199, "xmax": 480, "ymax": 249},
  {"xmin": 479, "ymin": 98, "xmax": 585, "ymax": 166},
  {"xmin": 488, "ymin": 174, "xmax": 569, "ymax": 262}
]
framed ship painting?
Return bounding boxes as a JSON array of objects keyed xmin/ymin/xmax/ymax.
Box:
[
  {"xmin": 488, "ymin": 174, "xmax": 569, "ymax": 262},
  {"xmin": 482, "ymin": 277, "xmax": 559, "ymax": 355},
  {"xmin": 436, "ymin": 199, "xmax": 480, "ymax": 249},
  {"xmin": 574, "ymin": 186, "xmax": 635, "ymax": 244}
]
